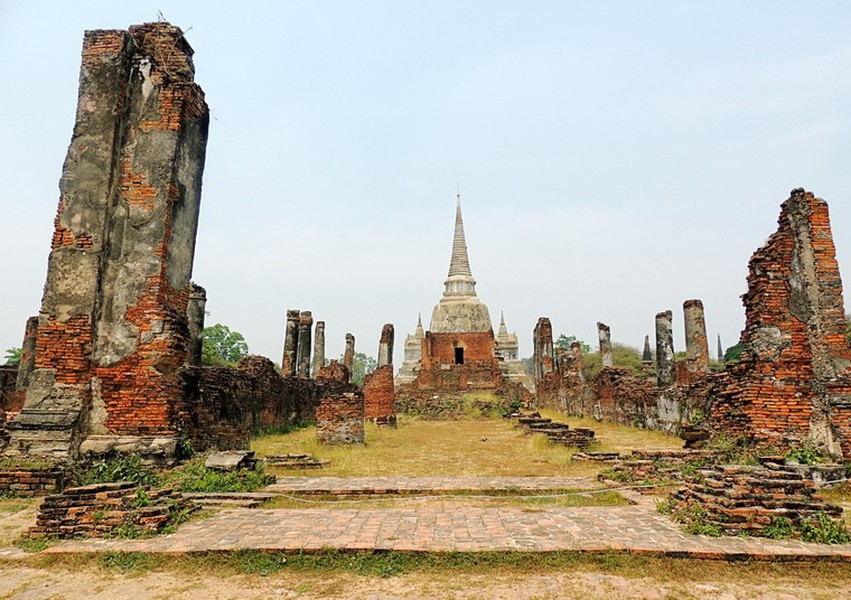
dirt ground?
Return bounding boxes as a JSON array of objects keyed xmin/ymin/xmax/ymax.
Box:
[{"xmin": 0, "ymin": 562, "xmax": 845, "ymax": 600}]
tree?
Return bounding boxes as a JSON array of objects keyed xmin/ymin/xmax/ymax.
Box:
[
  {"xmin": 347, "ymin": 352, "xmax": 376, "ymax": 387},
  {"xmin": 3, "ymin": 347, "xmax": 21, "ymax": 366},
  {"xmin": 582, "ymin": 343, "xmax": 644, "ymax": 379},
  {"xmin": 724, "ymin": 343, "xmax": 744, "ymax": 363},
  {"xmin": 201, "ymin": 324, "xmax": 249, "ymax": 366},
  {"xmin": 554, "ymin": 334, "xmax": 591, "ymax": 354}
]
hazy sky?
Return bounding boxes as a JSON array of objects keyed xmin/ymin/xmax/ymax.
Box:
[{"xmin": 2, "ymin": 1, "xmax": 851, "ymax": 367}]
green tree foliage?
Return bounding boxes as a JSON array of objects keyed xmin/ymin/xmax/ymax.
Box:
[
  {"xmin": 724, "ymin": 343, "xmax": 744, "ymax": 363},
  {"xmin": 846, "ymin": 314, "xmax": 851, "ymax": 344},
  {"xmin": 348, "ymin": 351, "xmax": 376, "ymax": 387},
  {"xmin": 554, "ymin": 334, "xmax": 591, "ymax": 354},
  {"xmin": 201, "ymin": 324, "xmax": 249, "ymax": 366},
  {"xmin": 3, "ymin": 347, "xmax": 21, "ymax": 366},
  {"xmin": 583, "ymin": 343, "xmax": 644, "ymax": 379}
]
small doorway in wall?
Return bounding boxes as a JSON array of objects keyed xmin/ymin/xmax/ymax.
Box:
[{"xmin": 455, "ymin": 347, "xmax": 465, "ymax": 365}]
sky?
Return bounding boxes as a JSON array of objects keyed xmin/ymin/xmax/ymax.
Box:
[{"xmin": 2, "ymin": 1, "xmax": 851, "ymax": 367}]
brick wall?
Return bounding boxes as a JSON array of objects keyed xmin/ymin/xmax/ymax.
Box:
[
  {"xmin": 420, "ymin": 332, "xmax": 495, "ymax": 367},
  {"xmin": 0, "ymin": 468, "xmax": 65, "ymax": 497},
  {"xmin": 362, "ymin": 365, "xmax": 396, "ymax": 425},
  {"xmin": 316, "ymin": 393, "xmax": 365, "ymax": 444},
  {"xmin": 180, "ymin": 356, "xmax": 359, "ymax": 450}
]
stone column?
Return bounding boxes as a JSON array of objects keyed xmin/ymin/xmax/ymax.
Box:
[
  {"xmin": 717, "ymin": 334, "xmax": 724, "ymax": 362},
  {"xmin": 296, "ymin": 311, "xmax": 313, "ymax": 378},
  {"xmin": 186, "ymin": 283, "xmax": 206, "ymax": 367},
  {"xmin": 533, "ymin": 317, "xmax": 554, "ymax": 383},
  {"xmin": 683, "ymin": 299, "xmax": 710, "ymax": 374},
  {"xmin": 641, "ymin": 334, "xmax": 653, "ymax": 364},
  {"xmin": 281, "ymin": 309, "xmax": 300, "ymax": 376},
  {"xmin": 15, "ymin": 316, "xmax": 39, "ymax": 390},
  {"xmin": 597, "ymin": 322, "xmax": 613, "ymax": 368},
  {"xmin": 343, "ymin": 333, "xmax": 355, "ymax": 370},
  {"xmin": 655, "ymin": 310, "xmax": 675, "ymax": 387},
  {"xmin": 311, "ymin": 321, "xmax": 326, "ymax": 377},
  {"xmin": 377, "ymin": 323, "xmax": 394, "ymax": 367}
]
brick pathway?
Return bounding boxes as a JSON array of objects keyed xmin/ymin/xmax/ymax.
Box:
[
  {"xmin": 265, "ymin": 476, "xmax": 603, "ymax": 495},
  {"xmin": 42, "ymin": 504, "xmax": 851, "ymax": 560}
]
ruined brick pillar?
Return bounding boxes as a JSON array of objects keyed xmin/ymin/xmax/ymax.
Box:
[
  {"xmin": 683, "ymin": 299, "xmax": 710, "ymax": 375},
  {"xmin": 311, "ymin": 321, "xmax": 325, "ymax": 378},
  {"xmin": 186, "ymin": 283, "xmax": 206, "ymax": 368},
  {"xmin": 281, "ymin": 309, "xmax": 300, "ymax": 376},
  {"xmin": 363, "ymin": 324, "xmax": 396, "ymax": 426},
  {"xmin": 655, "ymin": 310, "xmax": 675, "ymax": 387},
  {"xmin": 569, "ymin": 341, "xmax": 586, "ymax": 382},
  {"xmin": 709, "ymin": 189, "xmax": 851, "ymax": 459},
  {"xmin": 15, "ymin": 317, "xmax": 39, "ymax": 391},
  {"xmin": 533, "ymin": 317, "xmax": 554, "ymax": 383},
  {"xmin": 296, "ymin": 311, "xmax": 313, "ymax": 378},
  {"xmin": 597, "ymin": 322, "xmax": 613, "ymax": 368},
  {"xmin": 641, "ymin": 334, "xmax": 653, "ymax": 365},
  {"xmin": 316, "ymin": 392, "xmax": 365, "ymax": 444},
  {"xmin": 377, "ymin": 323, "xmax": 394, "ymax": 367},
  {"xmin": 343, "ymin": 333, "xmax": 355, "ymax": 371},
  {"xmin": 6, "ymin": 22, "xmax": 209, "ymax": 461}
]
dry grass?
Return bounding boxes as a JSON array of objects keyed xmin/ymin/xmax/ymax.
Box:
[{"xmin": 251, "ymin": 415, "xmax": 682, "ymax": 478}]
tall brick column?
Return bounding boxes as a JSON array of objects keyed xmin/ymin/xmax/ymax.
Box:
[
  {"xmin": 343, "ymin": 333, "xmax": 355, "ymax": 371},
  {"xmin": 597, "ymin": 322, "xmax": 613, "ymax": 368},
  {"xmin": 6, "ymin": 22, "xmax": 209, "ymax": 461},
  {"xmin": 281, "ymin": 309, "xmax": 300, "ymax": 376},
  {"xmin": 296, "ymin": 311, "xmax": 313, "ymax": 378},
  {"xmin": 311, "ymin": 321, "xmax": 326, "ymax": 378},
  {"xmin": 363, "ymin": 324, "xmax": 396, "ymax": 427},
  {"xmin": 15, "ymin": 317, "xmax": 39, "ymax": 391},
  {"xmin": 683, "ymin": 299, "xmax": 710, "ymax": 375},
  {"xmin": 655, "ymin": 310, "xmax": 675, "ymax": 387},
  {"xmin": 533, "ymin": 317, "xmax": 554, "ymax": 383},
  {"xmin": 186, "ymin": 283, "xmax": 206, "ymax": 368}
]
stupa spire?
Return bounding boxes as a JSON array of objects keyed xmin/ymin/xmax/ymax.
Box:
[
  {"xmin": 443, "ymin": 194, "xmax": 477, "ymax": 298},
  {"xmin": 415, "ymin": 313, "xmax": 424, "ymax": 337}
]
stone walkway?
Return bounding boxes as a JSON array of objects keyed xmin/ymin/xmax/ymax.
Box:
[
  {"xmin": 6, "ymin": 476, "xmax": 850, "ymax": 561},
  {"xmin": 265, "ymin": 476, "xmax": 603, "ymax": 495}
]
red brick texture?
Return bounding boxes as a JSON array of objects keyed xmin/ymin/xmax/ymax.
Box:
[
  {"xmin": 363, "ymin": 365, "xmax": 396, "ymax": 426},
  {"xmin": 316, "ymin": 393, "xmax": 365, "ymax": 444}
]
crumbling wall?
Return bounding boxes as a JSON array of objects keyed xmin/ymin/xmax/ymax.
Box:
[
  {"xmin": 7, "ymin": 22, "xmax": 209, "ymax": 461},
  {"xmin": 708, "ymin": 190, "xmax": 851, "ymax": 458},
  {"xmin": 316, "ymin": 393, "xmax": 365, "ymax": 444},
  {"xmin": 179, "ymin": 356, "xmax": 359, "ymax": 450}
]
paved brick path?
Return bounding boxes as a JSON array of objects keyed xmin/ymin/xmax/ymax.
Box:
[
  {"xmin": 266, "ymin": 476, "xmax": 603, "ymax": 495},
  {"xmin": 42, "ymin": 504, "xmax": 851, "ymax": 560}
]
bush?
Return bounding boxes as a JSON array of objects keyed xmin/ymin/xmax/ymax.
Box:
[
  {"xmin": 763, "ymin": 517, "xmax": 794, "ymax": 540},
  {"xmin": 785, "ymin": 445, "xmax": 822, "ymax": 465},
  {"xmin": 72, "ymin": 455, "xmax": 161, "ymax": 487},
  {"xmin": 800, "ymin": 512, "xmax": 851, "ymax": 544},
  {"xmin": 169, "ymin": 458, "xmax": 275, "ymax": 493}
]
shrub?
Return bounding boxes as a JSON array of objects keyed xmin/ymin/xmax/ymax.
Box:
[
  {"xmin": 800, "ymin": 512, "xmax": 851, "ymax": 544},
  {"xmin": 72, "ymin": 455, "xmax": 161, "ymax": 487},
  {"xmin": 170, "ymin": 458, "xmax": 275, "ymax": 493},
  {"xmin": 785, "ymin": 445, "xmax": 822, "ymax": 466},
  {"xmin": 763, "ymin": 517, "xmax": 794, "ymax": 540}
]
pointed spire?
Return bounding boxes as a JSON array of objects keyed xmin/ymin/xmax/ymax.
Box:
[
  {"xmin": 717, "ymin": 334, "xmax": 723, "ymax": 362},
  {"xmin": 498, "ymin": 311, "xmax": 509, "ymax": 337},
  {"xmin": 642, "ymin": 334, "xmax": 653, "ymax": 363},
  {"xmin": 443, "ymin": 193, "xmax": 477, "ymax": 298},
  {"xmin": 415, "ymin": 313, "xmax": 424, "ymax": 337}
]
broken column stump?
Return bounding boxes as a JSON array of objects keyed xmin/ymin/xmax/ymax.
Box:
[{"xmin": 316, "ymin": 393, "xmax": 365, "ymax": 445}]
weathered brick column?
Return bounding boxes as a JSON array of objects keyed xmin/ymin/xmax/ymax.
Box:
[
  {"xmin": 641, "ymin": 334, "xmax": 652, "ymax": 365},
  {"xmin": 655, "ymin": 310, "xmax": 675, "ymax": 387},
  {"xmin": 15, "ymin": 317, "xmax": 39, "ymax": 391},
  {"xmin": 296, "ymin": 311, "xmax": 313, "ymax": 378},
  {"xmin": 363, "ymin": 324, "xmax": 396, "ymax": 426},
  {"xmin": 316, "ymin": 393, "xmax": 365, "ymax": 444},
  {"xmin": 311, "ymin": 321, "xmax": 325, "ymax": 378},
  {"xmin": 533, "ymin": 317, "xmax": 554, "ymax": 383},
  {"xmin": 6, "ymin": 22, "xmax": 209, "ymax": 461},
  {"xmin": 281, "ymin": 309, "xmax": 300, "ymax": 376},
  {"xmin": 683, "ymin": 299, "xmax": 710, "ymax": 376},
  {"xmin": 343, "ymin": 333, "xmax": 355, "ymax": 372},
  {"xmin": 186, "ymin": 283, "xmax": 206, "ymax": 367},
  {"xmin": 709, "ymin": 189, "xmax": 851, "ymax": 459},
  {"xmin": 597, "ymin": 322, "xmax": 613, "ymax": 368}
]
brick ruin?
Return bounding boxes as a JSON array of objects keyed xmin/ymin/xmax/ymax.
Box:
[
  {"xmin": 5, "ymin": 23, "xmax": 210, "ymax": 462},
  {"xmin": 535, "ymin": 189, "xmax": 851, "ymax": 460},
  {"xmin": 363, "ymin": 324, "xmax": 397, "ymax": 426},
  {"xmin": 1, "ymin": 23, "xmax": 358, "ymax": 465},
  {"xmin": 316, "ymin": 393, "xmax": 365, "ymax": 445}
]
